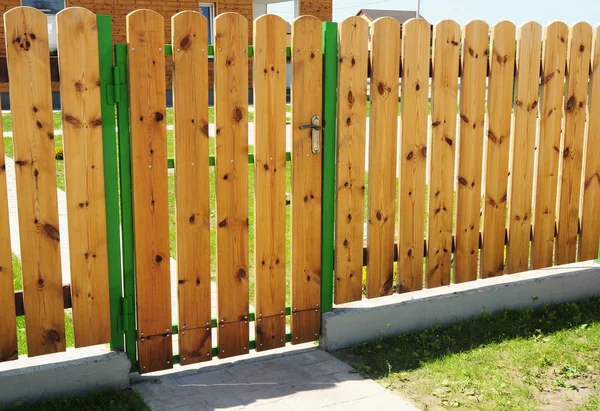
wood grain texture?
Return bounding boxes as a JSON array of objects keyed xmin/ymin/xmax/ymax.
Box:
[
  {"xmin": 455, "ymin": 20, "xmax": 488, "ymax": 283},
  {"xmin": 0, "ymin": 96, "xmax": 17, "ymax": 362},
  {"xmin": 425, "ymin": 20, "xmax": 459, "ymax": 288},
  {"xmin": 253, "ymin": 15, "xmax": 287, "ymax": 340},
  {"xmin": 397, "ymin": 18, "xmax": 428, "ymax": 293},
  {"xmin": 480, "ymin": 21, "xmax": 515, "ymax": 278},
  {"xmin": 171, "ymin": 11, "xmax": 212, "ymax": 366},
  {"xmin": 506, "ymin": 22, "xmax": 542, "ymax": 274},
  {"xmin": 290, "ymin": 15, "xmax": 322, "ymax": 343},
  {"xmin": 4, "ymin": 6, "xmax": 66, "ymax": 357},
  {"xmin": 555, "ymin": 22, "xmax": 592, "ymax": 265},
  {"xmin": 531, "ymin": 22, "xmax": 568, "ymax": 269},
  {"xmin": 56, "ymin": 7, "xmax": 110, "ymax": 348},
  {"xmin": 579, "ymin": 26, "xmax": 600, "ymax": 261},
  {"xmin": 179, "ymin": 326, "xmax": 211, "ymax": 364},
  {"xmin": 334, "ymin": 17, "xmax": 368, "ymax": 303},
  {"xmin": 214, "ymin": 13, "xmax": 249, "ymax": 354},
  {"xmin": 366, "ymin": 17, "xmax": 400, "ymax": 298},
  {"xmin": 138, "ymin": 333, "xmax": 173, "ymax": 373},
  {"xmin": 126, "ymin": 9, "xmax": 172, "ymax": 365}
]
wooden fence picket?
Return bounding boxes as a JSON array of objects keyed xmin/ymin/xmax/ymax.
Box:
[
  {"xmin": 172, "ymin": 10, "xmax": 212, "ymax": 365},
  {"xmin": 56, "ymin": 7, "xmax": 111, "ymax": 348},
  {"xmin": 126, "ymin": 9, "xmax": 172, "ymax": 373},
  {"xmin": 480, "ymin": 21, "xmax": 515, "ymax": 278},
  {"xmin": 579, "ymin": 26, "xmax": 600, "ymax": 260},
  {"xmin": 334, "ymin": 16, "xmax": 368, "ymax": 303},
  {"xmin": 425, "ymin": 19, "xmax": 459, "ymax": 288},
  {"xmin": 366, "ymin": 17, "xmax": 400, "ymax": 298},
  {"xmin": 397, "ymin": 18, "xmax": 428, "ymax": 293},
  {"xmin": 506, "ymin": 22, "xmax": 542, "ymax": 274},
  {"xmin": 290, "ymin": 15, "xmax": 322, "ymax": 342},
  {"xmin": 555, "ymin": 22, "xmax": 592, "ymax": 265},
  {"xmin": 253, "ymin": 14, "xmax": 287, "ymax": 350},
  {"xmin": 4, "ymin": 7, "xmax": 66, "ymax": 357},
  {"xmin": 214, "ymin": 12, "xmax": 250, "ymax": 357},
  {"xmin": 0, "ymin": 97, "xmax": 17, "ymax": 362},
  {"xmin": 531, "ymin": 22, "xmax": 568, "ymax": 269},
  {"xmin": 454, "ymin": 20, "xmax": 489, "ymax": 283}
]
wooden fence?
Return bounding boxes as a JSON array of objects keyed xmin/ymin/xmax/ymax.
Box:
[
  {"xmin": 1, "ymin": 6, "xmax": 600, "ymax": 375},
  {"xmin": 335, "ymin": 18, "xmax": 600, "ymax": 303}
]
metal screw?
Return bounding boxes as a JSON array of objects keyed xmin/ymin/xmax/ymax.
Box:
[
  {"xmin": 143, "ymin": 365, "xmax": 146, "ymax": 369},
  {"xmin": 141, "ymin": 338, "xmax": 145, "ymax": 342},
  {"xmin": 206, "ymin": 327, "xmax": 210, "ymax": 331},
  {"xmin": 131, "ymin": 47, "xmax": 135, "ymax": 51},
  {"xmin": 221, "ymin": 324, "xmax": 224, "ymax": 328},
  {"xmin": 177, "ymin": 47, "xmax": 181, "ymax": 51},
  {"xmin": 183, "ymin": 325, "xmax": 186, "ymax": 330},
  {"xmin": 296, "ymin": 48, "xmax": 299, "ymax": 52},
  {"xmin": 315, "ymin": 333, "xmax": 318, "ymax": 337},
  {"xmin": 258, "ymin": 48, "xmax": 262, "ymax": 52},
  {"xmin": 206, "ymin": 353, "xmax": 210, "ymax": 357},
  {"xmin": 306, "ymin": 154, "xmax": 310, "ymax": 157},
  {"xmin": 166, "ymin": 329, "xmax": 170, "ymax": 333},
  {"xmin": 219, "ymin": 47, "xmax": 222, "ymax": 51},
  {"xmin": 244, "ymin": 315, "xmax": 248, "ymax": 320},
  {"xmin": 206, "ymin": 322, "xmax": 210, "ymax": 326},
  {"xmin": 166, "ymin": 360, "xmax": 170, "ymax": 364},
  {"xmin": 141, "ymin": 333, "xmax": 144, "ymax": 336},
  {"xmin": 317, "ymin": 48, "xmax": 320, "ymax": 52},
  {"xmin": 260, "ymin": 343, "xmax": 263, "ymax": 346},
  {"xmin": 222, "ymin": 349, "xmax": 225, "ymax": 353},
  {"xmin": 182, "ymin": 331, "xmax": 185, "ymax": 335},
  {"xmin": 294, "ymin": 312, "xmax": 297, "ymax": 316},
  {"xmin": 243, "ymin": 346, "xmax": 247, "ymax": 350},
  {"xmin": 191, "ymin": 162, "xmax": 195, "ymax": 166},
  {"xmin": 231, "ymin": 159, "xmax": 234, "ymax": 163},
  {"xmin": 295, "ymin": 336, "xmax": 299, "ymax": 340},
  {"xmin": 242, "ymin": 48, "xmax": 246, "ymax": 52},
  {"xmin": 159, "ymin": 47, "xmax": 162, "ymax": 51},
  {"xmin": 182, "ymin": 357, "xmax": 186, "ymax": 361},
  {"xmin": 148, "ymin": 165, "xmax": 152, "ymax": 168},
  {"xmin": 202, "ymin": 48, "xmax": 205, "ymax": 52},
  {"xmin": 258, "ymin": 318, "xmax": 262, "ymax": 322},
  {"xmin": 316, "ymin": 304, "xmax": 319, "ymax": 308},
  {"xmin": 244, "ymin": 321, "xmax": 248, "ymax": 324},
  {"xmin": 281, "ymin": 48, "xmax": 284, "ymax": 52},
  {"xmin": 280, "ymin": 339, "xmax": 284, "ymax": 342},
  {"xmin": 315, "ymin": 309, "xmax": 318, "ymax": 312}
]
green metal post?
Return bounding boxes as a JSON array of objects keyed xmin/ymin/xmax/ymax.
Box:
[
  {"xmin": 97, "ymin": 15, "xmax": 124, "ymax": 351},
  {"xmin": 320, "ymin": 22, "xmax": 338, "ymax": 314},
  {"xmin": 114, "ymin": 43, "xmax": 138, "ymax": 372}
]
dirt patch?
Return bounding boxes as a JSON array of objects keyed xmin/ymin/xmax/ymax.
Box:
[{"xmin": 534, "ymin": 371, "xmax": 599, "ymax": 411}]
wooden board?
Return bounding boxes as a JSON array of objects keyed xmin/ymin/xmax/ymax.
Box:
[
  {"xmin": 555, "ymin": 22, "xmax": 592, "ymax": 265},
  {"xmin": 138, "ymin": 333, "xmax": 173, "ymax": 373},
  {"xmin": 506, "ymin": 22, "xmax": 542, "ymax": 274},
  {"xmin": 214, "ymin": 13, "xmax": 249, "ymax": 353},
  {"xmin": 56, "ymin": 7, "xmax": 110, "ymax": 348},
  {"xmin": 480, "ymin": 21, "xmax": 516, "ymax": 278},
  {"xmin": 531, "ymin": 22, "xmax": 568, "ymax": 269},
  {"xmin": 171, "ymin": 11, "xmax": 211, "ymax": 366},
  {"xmin": 255, "ymin": 314, "xmax": 285, "ymax": 352},
  {"xmin": 4, "ymin": 6, "xmax": 66, "ymax": 357},
  {"xmin": 0, "ymin": 96, "xmax": 17, "ymax": 362},
  {"xmin": 334, "ymin": 17, "xmax": 368, "ymax": 303},
  {"xmin": 290, "ymin": 15, "xmax": 322, "ymax": 343},
  {"xmin": 579, "ymin": 26, "xmax": 600, "ymax": 261},
  {"xmin": 253, "ymin": 15, "xmax": 287, "ymax": 339},
  {"xmin": 366, "ymin": 17, "xmax": 400, "ymax": 298},
  {"xmin": 291, "ymin": 309, "xmax": 320, "ymax": 344},
  {"xmin": 425, "ymin": 20, "xmax": 459, "ymax": 288},
  {"xmin": 454, "ymin": 20, "xmax": 489, "ymax": 283},
  {"xmin": 126, "ymin": 10, "xmax": 172, "ymax": 372},
  {"xmin": 179, "ymin": 326, "xmax": 212, "ymax": 365},
  {"xmin": 218, "ymin": 321, "xmax": 249, "ymax": 359}
]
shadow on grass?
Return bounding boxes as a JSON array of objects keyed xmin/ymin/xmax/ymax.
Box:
[{"xmin": 338, "ymin": 297, "xmax": 600, "ymax": 379}]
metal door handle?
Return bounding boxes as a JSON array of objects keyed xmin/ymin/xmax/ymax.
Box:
[{"xmin": 299, "ymin": 115, "xmax": 321, "ymax": 154}]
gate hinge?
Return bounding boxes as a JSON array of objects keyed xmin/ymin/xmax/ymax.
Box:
[
  {"xmin": 107, "ymin": 65, "xmax": 123, "ymax": 106},
  {"xmin": 117, "ymin": 295, "xmax": 134, "ymax": 335}
]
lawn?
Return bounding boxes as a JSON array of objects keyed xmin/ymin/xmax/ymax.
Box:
[
  {"xmin": 0, "ymin": 388, "xmax": 149, "ymax": 411},
  {"xmin": 336, "ymin": 297, "xmax": 600, "ymax": 410}
]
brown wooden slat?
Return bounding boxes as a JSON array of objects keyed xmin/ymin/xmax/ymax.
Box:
[
  {"xmin": 334, "ymin": 16, "xmax": 368, "ymax": 303},
  {"xmin": 531, "ymin": 22, "xmax": 569, "ymax": 269},
  {"xmin": 253, "ymin": 15, "xmax": 287, "ymax": 348},
  {"xmin": 138, "ymin": 333, "xmax": 173, "ymax": 374},
  {"xmin": 454, "ymin": 20, "xmax": 489, "ymax": 283},
  {"xmin": 579, "ymin": 26, "xmax": 600, "ymax": 260},
  {"xmin": 290, "ymin": 15, "xmax": 322, "ymax": 343},
  {"xmin": 366, "ymin": 17, "xmax": 400, "ymax": 298},
  {"xmin": 4, "ymin": 6, "xmax": 66, "ymax": 357},
  {"xmin": 57, "ymin": 6, "xmax": 111, "ymax": 348},
  {"xmin": 506, "ymin": 22, "xmax": 542, "ymax": 274},
  {"xmin": 480, "ymin": 21, "xmax": 516, "ymax": 278},
  {"xmin": 397, "ymin": 18, "xmax": 429, "ymax": 293},
  {"xmin": 425, "ymin": 19, "xmax": 459, "ymax": 288},
  {"xmin": 126, "ymin": 9, "xmax": 172, "ymax": 373},
  {"xmin": 14, "ymin": 286, "xmax": 72, "ymax": 317},
  {"xmin": 0, "ymin": 93, "xmax": 17, "ymax": 361},
  {"xmin": 172, "ymin": 10, "xmax": 212, "ymax": 366},
  {"xmin": 555, "ymin": 22, "xmax": 592, "ymax": 265},
  {"xmin": 214, "ymin": 12, "xmax": 250, "ymax": 358}
]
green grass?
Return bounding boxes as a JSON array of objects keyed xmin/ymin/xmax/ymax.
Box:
[
  {"xmin": 12, "ymin": 254, "xmax": 74, "ymax": 355},
  {"xmin": 337, "ymin": 297, "xmax": 600, "ymax": 410},
  {"xmin": 0, "ymin": 389, "xmax": 149, "ymax": 411}
]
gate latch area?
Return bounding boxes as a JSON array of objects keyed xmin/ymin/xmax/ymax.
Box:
[{"xmin": 299, "ymin": 115, "xmax": 322, "ymax": 154}]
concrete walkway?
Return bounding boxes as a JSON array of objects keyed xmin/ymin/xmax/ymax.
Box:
[{"xmin": 132, "ymin": 345, "xmax": 419, "ymax": 411}]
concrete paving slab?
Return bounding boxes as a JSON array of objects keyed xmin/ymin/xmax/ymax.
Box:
[{"xmin": 133, "ymin": 347, "xmax": 419, "ymax": 411}]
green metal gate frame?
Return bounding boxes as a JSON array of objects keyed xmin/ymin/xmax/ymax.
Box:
[{"xmin": 98, "ymin": 19, "xmax": 338, "ymax": 372}]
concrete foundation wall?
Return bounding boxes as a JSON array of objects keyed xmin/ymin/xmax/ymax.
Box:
[
  {"xmin": 0, "ymin": 346, "xmax": 130, "ymax": 407},
  {"xmin": 322, "ymin": 261, "xmax": 600, "ymax": 351}
]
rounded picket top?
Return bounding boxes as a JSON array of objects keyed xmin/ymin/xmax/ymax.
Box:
[
  {"xmin": 543, "ymin": 20, "xmax": 569, "ymax": 44},
  {"xmin": 214, "ymin": 11, "xmax": 248, "ymax": 27},
  {"xmin": 370, "ymin": 17, "xmax": 401, "ymax": 47},
  {"xmin": 56, "ymin": 7, "xmax": 98, "ymax": 53},
  {"xmin": 4, "ymin": 6, "xmax": 49, "ymax": 56},
  {"xmin": 569, "ymin": 21, "xmax": 593, "ymax": 50},
  {"xmin": 254, "ymin": 13, "xmax": 286, "ymax": 27},
  {"xmin": 126, "ymin": 8, "xmax": 164, "ymax": 33},
  {"xmin": 56, "ymin": 6, "xmax": 95, "ymax": 23},
  {"xmin": 403, "ymin": 16, "xmax": 431, "ymax": 34},
  {"xmin": 254, "ymin": 14, "xmax": 287, "ymax": 44},
  {"xmin": 337, "ymin": 16, "xmax": 368, "ymax": 59},
  {"xmin": 433, "ymin": 19, "xmax": 460, "ymax": 41},
  {"xmin": 172, "ymin": 10, "xmax": 208, "ymax": 51},
  {"xmin": 338, "ymin": 15, "xmax": 369, "ymax": 31},
  {"xmin": 519, "ymin": 21, "xmax": 542, "ymax": 35}
]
